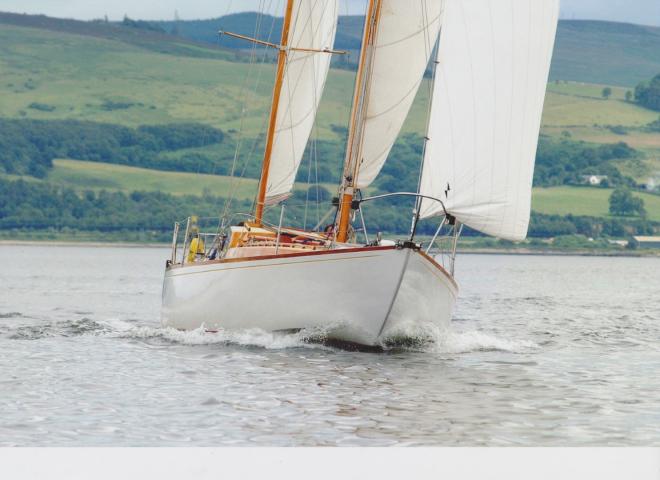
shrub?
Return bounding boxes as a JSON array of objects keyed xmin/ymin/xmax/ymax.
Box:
[{"xmin": 28, "ymin": 102, "xmax": 56, "ymax": 112}]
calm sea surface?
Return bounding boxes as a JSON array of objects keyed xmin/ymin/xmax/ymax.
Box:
[{"xmin": 0, "ymin": 244, "xmax": 658, "ymax": 446}]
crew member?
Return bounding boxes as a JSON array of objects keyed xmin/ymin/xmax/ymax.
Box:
[{"xmin": 187, "ymin": 226, "xmax": 205, "ymax": 263}]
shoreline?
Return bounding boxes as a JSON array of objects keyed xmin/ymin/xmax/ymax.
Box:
[
  {"xmin": 0, "ymin": 240, "xmax": 170, "ymax": 249},
  {"xmin": 2, "ymin": 239, "xmax": 658, "ymax": 258},
  {"xmin": 455, "ymin": 248, "xmax": 660, "ymax": 258}
]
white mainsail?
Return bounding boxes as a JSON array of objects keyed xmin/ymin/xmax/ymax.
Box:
[
  {"xmin": 419, "ymin": 0, "xmax": 560, "ymax": 241},
  {"xmin": 353, "ymin": 0, "xmax": 444, "ymax": 189},
  {"xmin": 265, "ymin": 0, "xmax": 339, "ymax": 203}
]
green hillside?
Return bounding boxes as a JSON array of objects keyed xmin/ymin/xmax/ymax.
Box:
[
  {"xmin": 46, "ymin": 159, "xmax": 258, "ymax": 199},
  {"xmin": 41, "ymin": 160, "xmax": 660, "ymax": 224},
  {"xmin": 532, "ymin": 186, "xmax": 660, "ymax": 222},
  {"xmin": 158, "ymin": 12, "xmax": 364, "ymax": 52},
  {"xmin": 542, "ymin": 82, "xmax": 660, "ymax": 174},
  {"xmin": 0, "ymin": 12, "xmax": 659, "ymax": 241},
  {"xmin": 0, "ymin": 22, "xmax": 359, "ymax": 141},
  {"xmin": 0, "ymin": 11, "xmax": 235, "ymax": 60},
  {"xmin": 3, "ymin": 15, "xmax": 658, "ymax": 182},
  {"xmin": 0, "ymin": 19, "xmax": 436, "ymax": 142},
  {"xmin": 156, "ymin": 13, "xmax": 660, "ymax": 88},
  {"xmin": 44, "ymin": 159, "xmax": 334, "ymax": 199},
  {"xmin": 2, "ymin": 16, "xmax": 658, "ymax": 146},
  {"xmin": 551, "ymin": 21, "xmax": 660, "ymax": 87}
]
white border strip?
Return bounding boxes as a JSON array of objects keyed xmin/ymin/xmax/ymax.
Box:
[{"xmin": 0, "ymin": 448, "xmax": 658, "ymax": 480}]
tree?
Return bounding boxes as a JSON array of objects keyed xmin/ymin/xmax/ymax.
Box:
[
  {"xmin": 626, "ymin": 236, "xmax": 639, "ymax": 250},
  {"xmin": 625, "ymin": 90, "xmax": 633, "ymax": 102},
  {"xmin": 306, "ymin": 186, "xmax": 331, "ymax": 202},
  {"xmin": 609, "ymin": 187, "xmax": 646, "ymax": 217},
  {"xmin": 647, "ymin": 117, "xmax": 660, "ymax": 132},
  {"xmin": 171, "ymin": 10, "xmax": 181, "ymax": 36},
  {"xmin": 601, "ymin": 87, "xmax": 612, "ymax": 100},
  {"xmin": 635, "ymin": 74, "xmax": 660, "ymax": 111}
]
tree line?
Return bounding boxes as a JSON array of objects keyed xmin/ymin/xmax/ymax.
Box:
[
  {"xmin": 1, "ymin": 117, "xmax": 649, "ymax": 240},
  {"xmin": 0, "ymin": 119, "xmax": 224, "ymax": 178},
  {"xmin": 533, "ymin": 136, "xmax": 636, "ymax": 187},
  {"xmin": 1, "ymin": 178, "xmax": 655, "ymax": 241},
  {"xmin": 0, "ymin": 178, "xmax": 248, "ymax": 233},
  {"xmin": 1, "ymin": 118, "xmax": 640, "ymax": 190}
]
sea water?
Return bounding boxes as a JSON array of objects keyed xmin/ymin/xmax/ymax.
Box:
[{"xmin": 0, "ymin": 245, "xmax": 659, "ymax": 446}]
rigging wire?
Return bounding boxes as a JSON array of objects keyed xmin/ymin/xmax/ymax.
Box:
[
  {"xmin": 245, "ymin": 0, "xmax": 286, "ymax": 219},
  {"xmin": 247, "ymin": 0, "xmax": 330, "ymax": 229},
  {"xmin": 410, "ymin": 0, "xmax": 443, "ymax": 238},
  {"xmin": 276, "ymin": 0, "xmax": 326, "ymax": 230},
  {"xmin": 268, "ymin": 0, "xmax": 334, "ymax": 230},
  {"xmin": 175, "ymin": 0, "xmax": 239, "ymax": 230},
  {"xmin": 217, "ymin": 1, "xmax": 351, "ymax": 232},
  {"xmin": 219, "ymin": 0, "xmax": 267, "ymax": 218},
  {"xmin": 220, "ymin": 0, "xmax": 281, "ymax": 224}
]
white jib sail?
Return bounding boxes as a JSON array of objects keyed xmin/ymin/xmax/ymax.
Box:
[
  {"xmin": 354, "ymin": 0, "xmax": 445, "ymax": 189},
  {"xmin": 419, "ymin": 0, "xmax": 560, "ymax": 241},
  {"xmin": 265, "ymin": 0, "xmax": 339, "ymax": 203}
]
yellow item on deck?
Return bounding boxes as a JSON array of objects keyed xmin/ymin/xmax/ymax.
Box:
[{"xmin": 187, "ymin": 236, "xmax": 205, "ymax": 263}]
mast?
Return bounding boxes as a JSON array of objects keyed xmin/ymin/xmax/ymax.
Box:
[
  {"xmin": 335, "ymin": 0, "xmax": 382, "ymax": 243},
  {"xmin": 254, "ymin": 0, "xmax": 296, "ymax": 226}
]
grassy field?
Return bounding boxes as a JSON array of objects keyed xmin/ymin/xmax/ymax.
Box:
[
  {"xmin": 48, "ymin": 159, "xmax": 259, "ymax": 199},
  {"xmin": 541, "ymin": 82, "xmax": 660, "ymax": 180},
  {"xmin": 543, "ymin": 83, "xmax": 658, "ymax": 128},
  {"xmin": 0, "ymin": 21, "xmax": 436, "ymax": 142},
  {"xmin": 39, "ymin": 161, "xmax": 660, "ymax": 223},
  {"xmin": 44, "ymin": 159, "xmax": 336, "ymax": 200},
  {"xmin": 1, "ymin": 15, "xmax": 659, "ymax": 201},
  {"xmin": 0, "ymin": 23, "xmax": 358, "ymax": 141},
  {"xmin": 532, "ymin": 186, "xmax": 660, "ymax": 222},
  {"xmin": 2, "ymin": 20, "xmax": 658, "ymax": 145}
]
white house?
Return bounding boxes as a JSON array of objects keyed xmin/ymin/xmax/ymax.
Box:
[{"xmin": 581, "ymin": 175, "xmax": 608, "ymax": 186}]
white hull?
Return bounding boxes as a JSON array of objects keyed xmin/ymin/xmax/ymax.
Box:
[{"xmin": 161, "ymin": 246, "xmax": 457, "ymax": 347}]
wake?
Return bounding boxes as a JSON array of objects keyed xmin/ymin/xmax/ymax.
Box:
[{"xmin": 1, "ymin": 315, "xmax": 539, "ymax": 354}]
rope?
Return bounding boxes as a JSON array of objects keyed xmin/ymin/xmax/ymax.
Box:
[
  {"xmin": 412, "ymin": 0, "xmax": 443, "ymax": 228},
  {"xmin": 221, "ymin": 0, "xmax": 281, "ymax": 223}
]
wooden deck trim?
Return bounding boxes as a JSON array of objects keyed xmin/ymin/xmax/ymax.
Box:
[
  {"xmin": 167, "ymin": 245, "xmax": 398, "ymax": 270},
  {"xmin": 416, "ymin": 250, "xmax": 459, "ymax": 290}
]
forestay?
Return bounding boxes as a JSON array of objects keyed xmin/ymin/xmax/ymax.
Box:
[
  {"xmin": 419, "ymin": 0, "xmax": 560, "ymax": 241},
  {"xmin": 353, "ymin": 0, "xmax": 444, "ymax": 189},
  {"xmin": 265, "ymin": 0, "xmax": 339, "ymax": 203}
]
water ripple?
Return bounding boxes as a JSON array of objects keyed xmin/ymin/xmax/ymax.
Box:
[{"xmin": 1, "ymin": 246, "xmax": 659, "ymax": 446}]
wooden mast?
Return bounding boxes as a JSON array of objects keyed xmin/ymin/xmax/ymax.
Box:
[
  {"xmin": 336, "ymin": 0, "xmax": 382, "ymax": 243},
  {"xmin": 254, "ymin": 0, "xmax": 296, "ymax": 226}
]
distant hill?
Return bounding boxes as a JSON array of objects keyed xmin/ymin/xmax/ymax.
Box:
[
  {"xmin": 157, "ymin": 13, "xmax": 660, "ymax": 87},
  {"xmin": 1, "ymin": 12, "xmax": 658, "ymax": 239},
  {"xmin": 0, "ymin": 11, "xmax": 234, "ymax": 60},
  {"xmin": 0, "ymin": 16, "xmax": 360, "ymax": 140},
  {"xmin": 1, "ymin": 11, "xmax": 658, "ymax": 151},
  {"xmin": 551, "ymin": 20, "xmax": 660, "ymax": 87},
  {"xmin": 3, "ymin": 11, "xmax": 660, "ymax": 86},
  {"xmin": 157, "ymin": 12, "xmax": 364, "ymax": 52}
]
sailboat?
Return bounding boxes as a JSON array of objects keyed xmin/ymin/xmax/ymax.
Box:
[{"xmin": 161, "ymin": 0, "xmax": 560, "ymax": 348}]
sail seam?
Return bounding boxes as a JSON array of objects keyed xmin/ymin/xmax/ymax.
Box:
[{"xmin": 375, "ymin": 12, "xmax": 443, "ymax": 49}]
